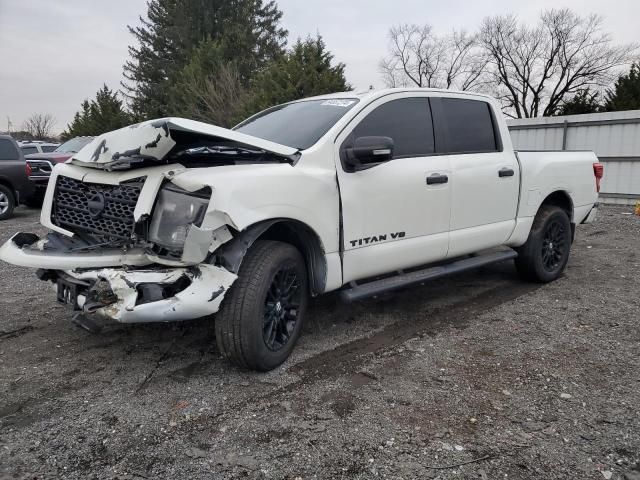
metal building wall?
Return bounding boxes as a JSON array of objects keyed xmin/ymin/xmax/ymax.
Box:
[{"xmin": 507, "ymin": 110, "xmax": 640, "ymax": 205}]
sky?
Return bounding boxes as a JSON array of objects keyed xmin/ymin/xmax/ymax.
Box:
[{"xmin": 0, "ymin": 0, "xmax": 638, "ymax": 134}]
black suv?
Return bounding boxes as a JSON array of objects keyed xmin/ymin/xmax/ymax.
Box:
[{"xmin": 0, "ymin": 135, "xmax": 35, "ymax": 220}]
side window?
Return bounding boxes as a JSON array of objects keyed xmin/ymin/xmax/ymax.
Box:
[
  {"xmin": 352, "ymin": 98, "xmax": 435, "ymax": 158},
  {"xmin": 440, "ymin": 98, "xmax": 498, "ymax": 153},
  {"xmin": 0, "ymin": 139, "xmax": 19, "ymax": 160},
  {"xmin": 21, "ymin": 146, "xmax": 38, "ymax": 155}
]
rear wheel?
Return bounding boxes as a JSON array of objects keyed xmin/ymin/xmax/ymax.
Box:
[
  {"xmin": 515, "ymin": 205, "xmax": 572, "ymax": 283},
  {"xmin": 0, "ymin": 185, "xmax": 15, "ymax": 221},
  {"xmin": 215, "ymin": 240, "xmax": 308, "ymax": 371}
]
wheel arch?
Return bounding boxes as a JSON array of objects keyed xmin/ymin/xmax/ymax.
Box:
[
  {"xmin": 539, "ymin": 190, "xmax": 574, "ymax": 221},
  {"xmin": 537, "ymin": 190, "xmax": 575, "ymax": 241},
  {"xmin": 215, "ymin": 218, "xmax": 327, "ymax": 296}
]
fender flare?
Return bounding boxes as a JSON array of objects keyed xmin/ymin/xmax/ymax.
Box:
[
  {"xmin": 216, "ymin": 220, "xmax": 280, "ymax": 274},
  {"xmin": 215, "ymin": 219, "xmax": 327, "ymax": 295}
]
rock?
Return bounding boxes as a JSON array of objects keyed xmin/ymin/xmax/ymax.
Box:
[
  {"xmin": 560, "ymin": 393, "xmax": 572, "ymax": 399},
  {"xmin": 602, "ymin": 471, "xmax": 613, "ymax": 480},
  {"xmin": 624, "ymin": 472, "xmax": 640, "ymax": 480},
  {"xmin": 237, "ymin": 455, "xmax": 260, "ymax": 470},
  {"xmin": 502, "ymin": 390, "xmax": 512, "ymax": 396},
  {"xmin": 218, "ymin": 453, "xmax": 259, "ymax": 470},
  {"xmin": 522, "ymin": 421, "xmax": 546, "ymax": 432},
  {"xmin": 281, "ymin": 401, "xmax": 292, "ymax": 412},
  {"xmin": 184, "ymin": 447, "xmax": 207, "ymax": 459},
  {"xmin": 454, "ymin": 445, "xmax": 465, "ymax": 451}
]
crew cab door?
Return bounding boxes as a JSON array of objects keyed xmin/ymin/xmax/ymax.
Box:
[
  {"xmin": 335, "ymin": 94, "xmax": 451, "ymax": 283},
  {"xmin": 430, "ymin": 96, "xmax": 520, "ymax": 257}
]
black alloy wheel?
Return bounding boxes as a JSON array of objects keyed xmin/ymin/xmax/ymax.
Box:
[
  {"xmin": 215, "ymin": 240, "xmax": 308, "ymax": 371},
  {"xmin": 263, "ymin": 266, "xmax": 302, "ymax": 351},
  {"xmin": 515, "ymin": 205, "xmax": 572, "ymax": 283},
  {"xmin": 541, "ymin": 220, "xmax": 567, "ymax": 273}
]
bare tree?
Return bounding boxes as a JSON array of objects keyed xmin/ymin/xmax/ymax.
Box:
[
  {"xmin": 178, "ymin": 63, "xmax": 249, "ymax": 128},
  {"xmin": 480, "ymin": 9, "xmax": 637, "ymax": 117},
  {"xmin": 379, "ymin": 24, "xmax": 487, "ymax": 91},
  {"xmin": 22, "ymin": 113, "xmax": 56, "ymax": 139}
]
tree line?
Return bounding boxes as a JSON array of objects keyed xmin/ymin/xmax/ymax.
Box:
[
  {"xmin": 60, "ymin": 3, "xmax": 640, "ymax": 140},
  {"xmin": 62, "ymin": 0, "xmax": 348, "ymax": 139},
  {"xmin": 381, "ymin": 9, "xmax": 639, "ymax": 118}
]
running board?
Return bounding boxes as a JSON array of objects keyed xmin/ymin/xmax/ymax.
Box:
[{"xmin": 340, "ymin": 250, "xmax": 518, "ymax": 302}]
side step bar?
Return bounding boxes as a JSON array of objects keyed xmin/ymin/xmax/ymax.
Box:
[{"xmin": 340, "ymin": 249, "xmax": 518, "ymax": 302}]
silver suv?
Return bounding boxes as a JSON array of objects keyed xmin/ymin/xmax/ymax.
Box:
[{"xmin": 19, "ymin": 141, "xmax": 60, "ymax": 156}]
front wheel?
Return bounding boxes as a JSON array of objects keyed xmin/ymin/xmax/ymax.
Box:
[
  {"xmin": 215, "ymin": 240, "xmax": 308, "ymax": 371},
  {"xmin": 515, "ymin": 205, "xmax": 572, "ymax": 283}
]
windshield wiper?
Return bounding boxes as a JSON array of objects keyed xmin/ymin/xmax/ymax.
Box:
[{"xmin": 181, "ymin": 146, "xmax": 266, "ymax": 156}]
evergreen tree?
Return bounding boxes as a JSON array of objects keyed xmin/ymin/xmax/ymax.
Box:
[
  {"xmin": 62, "ymin": 85, "xmax": 131, "ymax": 140},
  {"xmin": 170, "ymin": 40, "xmax": 250, "ymax": 127},
  {"xmin": 556, "ymin": 89, "xmax": 602, "ymax": 116},
  {"xmin": 245, "ymin": 36, "xmax": 351, "ymax": 116},
  {"xmin": 122, "ymin": 0, "xmax": 287, "ymax": 119},
  {"xmin": 603, "ymin": 63, "xmax": 640, "ymax": 112}
]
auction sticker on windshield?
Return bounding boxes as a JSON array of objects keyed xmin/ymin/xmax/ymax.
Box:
[{"xmin": 321, "ymin": 99, "xmax": 356, "ymax": 107}]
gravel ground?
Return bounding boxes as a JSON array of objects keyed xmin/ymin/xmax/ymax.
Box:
[{"xmin": 0, "ymin": 204, "xmax": 639, "ymax": 480}]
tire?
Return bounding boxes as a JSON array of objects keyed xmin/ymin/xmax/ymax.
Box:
[
  {"xmin": 515, "ymin": 205, "xmax": 572, "ymax": 283},
  {"xmin": 0, "ymin": 185, "xmax": 16, "ymax": 221},
  {"xmin": 215, "ymin": 240, "xmax": 308, "ymax": 371}
]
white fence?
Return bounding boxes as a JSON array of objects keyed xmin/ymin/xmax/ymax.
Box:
[{"xmin": 507, "ymin": 110, "xmax": 640, "ymax": 205}]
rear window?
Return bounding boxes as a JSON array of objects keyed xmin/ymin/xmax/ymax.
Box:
[
  {"xmin": 440, "ymin": 98, "xmax": 498, "ymax": 153},
  {"xmin": 0, "ymin": 139, "xmax": 19, "ymax": 160},
  {"xmin": 42, "ymin": 145, "xmax": 57, "ymax": 152},
  {"xmin": 21, "ymin": 146, "xmax": 38, "ymax": 155}
]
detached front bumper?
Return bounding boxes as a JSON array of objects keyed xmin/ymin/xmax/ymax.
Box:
[
  {"xmin": 0, "ymin": 233, "xmax": 237, "ymax": 323},
  {"xmin": 0, "ymin": 233, "xmax": 151, "ymax": 269},
  {"xmin": 62, "ymin": 265, "xmax": 237, "ymax": 323}
]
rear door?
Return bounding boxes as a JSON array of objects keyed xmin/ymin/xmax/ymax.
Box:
[
  {"xmin": 335, "ymin": 93, "xmax": 451, "ymax": 283},
  {"xmin": 430, "ymin": 96, "xmax": 520, "ymax": 257}
]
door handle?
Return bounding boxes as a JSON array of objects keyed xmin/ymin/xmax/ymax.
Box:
[
  {"xmin": 426, "ymin": 173, "xmax": 449, "ymax": 185},
  {"xmin": 498, "ymin": 167, "xmax": 515, "ymax": 178}
]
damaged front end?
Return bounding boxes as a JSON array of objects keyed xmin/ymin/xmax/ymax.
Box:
[
  {"xmin": 0, "ymin": 117, "xmax": 298, "ymax": 324},
  {"xmin": 43, "ymin": 265, "xmax": 236, "ymax": 323},
  {"xmin": 0, "ymin": 171, "xmax": 239, "ymax": 323}
]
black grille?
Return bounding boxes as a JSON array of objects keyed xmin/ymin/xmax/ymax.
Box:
[{"xmin": 52, "ymin": 175, "xmax": 144, "ymax": 242}]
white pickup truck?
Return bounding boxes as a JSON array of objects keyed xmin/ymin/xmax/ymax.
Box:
[{"xmin": 0, "ymin": 88, "xmax": 602, "ymax": 371}]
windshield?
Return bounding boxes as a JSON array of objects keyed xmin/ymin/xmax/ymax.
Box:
[
  {"xmin": 234, "ymin": 98, "xmax": 359, "ymax": 149},
  {"xmin": 55, "ymin": 137, "xmax": 93, "ymax": 153}
]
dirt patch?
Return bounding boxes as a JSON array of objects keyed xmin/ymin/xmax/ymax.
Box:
[{"xmin": 0, "ymin": 205, "xmax": 639, "ymax": 479}]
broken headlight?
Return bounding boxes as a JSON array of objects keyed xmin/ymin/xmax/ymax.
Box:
[{"xmin": 148, "ymin": 185, "xmax": 210, "ymax": 250}]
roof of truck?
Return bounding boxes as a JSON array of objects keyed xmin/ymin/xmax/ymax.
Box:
[{"xmin": 296, "ymin": 87, "xmax": 495, "ymax": 104}]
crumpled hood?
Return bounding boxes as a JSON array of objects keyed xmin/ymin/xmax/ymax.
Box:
[{"xmin": 70, "ymin": 117, "xmax": 299, "ymax": 169}]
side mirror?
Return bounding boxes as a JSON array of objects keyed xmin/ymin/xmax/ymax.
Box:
[{"xmin": 345, "ymin": 136, "xmax": 394, "ymax": 170}]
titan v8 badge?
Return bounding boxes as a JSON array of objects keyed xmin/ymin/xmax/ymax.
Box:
[{"xmin": 349, "ymin": 232, "xmax": 405, "ymax": 247}]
